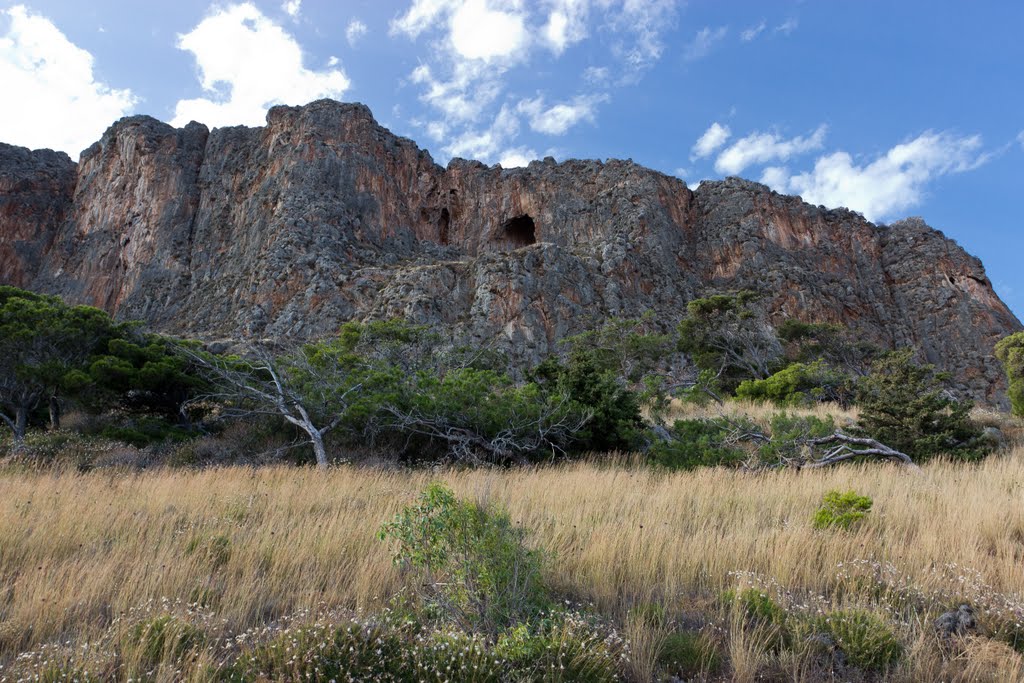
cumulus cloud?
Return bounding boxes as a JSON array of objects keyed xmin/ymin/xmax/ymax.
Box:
[
  {"xmin": 0, "ymin": 5, "xmax": 136, "ymax": 156},
  {"xmin": 740, "ymin": 20, "xmax": 766, "ymax": 42},
  {"xmin": 498, "ymin": 146, "xmax": 538, "ymax": 167},
  {"xmin": 282, "ymin": 0, "xmax": 301, "ymax": 19},
  {"xmin": 761, "ymin": 132, "xmax": 990, "ymax": 221},
  {"xmin": 393, "ymin": 0, "xmax": 528, "ymax": 62},
  {"xmin": 392, "ymin": 1, "xmax": 678, "ymax": 163},
  {"xmin": 541, "ymin": 0, "xmax": 590, "ymax": 55},
  {"xmin": 445, "ymin": 103, "xmax": 519, "ymax": 159},
  {"xmin": 346, "ymin": 19, "xmax": 367, "ymax": 47},
  {"xmin": 714, "ymin": 125, "xmax": 827, "ymax": 175},
  {"xmin": 691, "ymin": 122, "xmax": 731, "ymax": 159},
  {"xmin": 172, "ymin": 3, "xmax": 349, "ymax": 128},
  {"xmin": 684, "ymin": 26, "xmax": 728, "ymax": 62},
  {"xmin": 517, "ymin": 93, "xmax": 607, "ymax": 135}
]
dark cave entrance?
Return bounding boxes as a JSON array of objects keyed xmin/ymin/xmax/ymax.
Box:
[
  {"xmin": 438, "ymin": 208, "xmax": 450, "ymax": 245},
  {"xmin": 500, "ymin": 214, "xmax": 536, "ymax": 247}
]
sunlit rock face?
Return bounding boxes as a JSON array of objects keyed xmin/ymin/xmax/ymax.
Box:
[{"xmin": 1, "ymin": 99, "xmax": 1020, "ymax": 403}]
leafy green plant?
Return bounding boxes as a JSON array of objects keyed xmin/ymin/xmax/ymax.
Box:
[
  {"xmin": 735, "ymin": 360, "xmax": 853, "ymax": 406},
  {"xmin": 855, "ymin": 349, "xmax": 988, "ymax": 461},
  {"xmin": 813, "ymin": 489, "xmax": 873, "ymax": 530},
  {"xmin": 496, "ymin": 613, "xmax": 623, "ymax": 683},
  {"xmin": 533, "ymin": 349, "xmax": 644, "ymax": 453},
  {"xmin": 995, "ymin": 332, "xmax": 1024, "ymax": 417},
  {"xmin": 757, "ymin": 413, "xmax": 835, "ymax": 465},
  {"xmin": 677, "ymin": 291, "xmax": 782, "ymax": 392},
  {"xmin": 648, "ymin": 418, "xmax": 747, "ymax": 470},
  {"xmin": 217, "ymin": 621, "xmax": 408, "ymax": 682},
  {"xmin": 658, "ymin": 631, "xmax": 721, "ymax": 679},
  {"xmin": 379, "ymin": 484, "xmax": 548, "ymax": 634},
  {"xmin": 817, "ymin": 610, "xmax": 902, "ymax": 671}
]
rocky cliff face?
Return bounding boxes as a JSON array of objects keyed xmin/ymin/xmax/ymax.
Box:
[{"xmin": 1, "ymin": 99, "xmax": 1019, "ymax": 403}]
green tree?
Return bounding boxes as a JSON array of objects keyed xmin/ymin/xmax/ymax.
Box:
[
  {"xmin": 0, "ymin": 287, "xmax": 119, "ymax": 441},
  {"xmin": 855, "ymin": 349, "xmax": 986, "ymax": 461},
  {"xmin": 533, "ymin": 350, "xmax": 644, "ymax": 453},
  {"xmin": 776, "ymin": 319, "xmax": 878, "ymax": 376},
  {"xmin": 995, "ymin": 332, "xmax": 1024, "ymax": 417},
  {"xmin": 86, "ymin": 334, "xmax": 207, "ymax": 424},
  {"xmin": 677, "ymin": 291, "xmax": 782, "ymax": 393}
]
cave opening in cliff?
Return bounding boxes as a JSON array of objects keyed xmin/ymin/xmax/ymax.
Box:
[
  {"xmin": 439, "ymin": 208, "xmax": 450, "ymax": 245},
  {"xmin": 501, "ymin": 214, "xmax": 536, "ymax": 247}
]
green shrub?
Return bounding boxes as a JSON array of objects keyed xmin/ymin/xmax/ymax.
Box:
[
  {"xmin": 658, "ymin": 631, "xmax": 721, "ymax": 678},
  {"xmin": 218, "ymin": 621, "xmax": 408, "ymax": 682},
  {"xmin": 855, "ymin": 349, "xmax": 988, "ymax": 461},
  {"xmin": 813, "ymin": 490, "xmax": 872, "ymax": 530},
  {"xmin": 818, "ymin": 610, "xmax": 902, "ymax": 671},
  {"xmin": 758, "ymin": 413, "xmax": 835, "ymax": 465},
  {"xmin": 648, "ymin": 418, "xmax": 747, "ymax": 470},
  {"xmin": 735, "ymin": 360, "xmax": 852, "ymax": 406},
  {"xmin": 533, "ymin": 350, "xmax": 644, "ymax": 453},
  {"xmin": 733, "ymin": 589, "xmax": 787, "ymax": 626},
  {"xmin": 496, "ymin": 613, "xmax": 623, "ymax": 683},
  {"xmin": 995, "ymin": 332, "xmax": 1024, "ymax": 417},
  {"xmin": 379, "ymin": 484, "xmax": 548, "ymax": 634}
]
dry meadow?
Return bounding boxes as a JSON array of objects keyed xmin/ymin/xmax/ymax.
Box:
[{"xmin": 2, "ymin": 444, "xmax": 1024, "ymax": 681}]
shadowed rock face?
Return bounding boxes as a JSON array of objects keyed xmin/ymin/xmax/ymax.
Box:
[{"xmin": 0, "ymin": 99, "xmax": 1020, "ymax": 403}]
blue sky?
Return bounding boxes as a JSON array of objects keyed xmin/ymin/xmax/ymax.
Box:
[{"xmin": 2, "ymin": 1, "xmax": 1022, "ymax": 318}]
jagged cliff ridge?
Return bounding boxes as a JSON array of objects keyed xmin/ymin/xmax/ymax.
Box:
[{"xmin": 0, "ymin": 99, "xmax": 1020, "ymax": 403}]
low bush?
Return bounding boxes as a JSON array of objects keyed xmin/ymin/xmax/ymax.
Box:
[
  {"xmin": 648, "ymin": 418, "xmax": 748, "ymax": 470},
  {"xmin": 812, "ymin": 490, "xmax": 873, "ymax": 530},
  {"xmin": 658, "ymin": 630, "xmax": 721, "ymax": 678},
  {"xmin": 817, "ymin": 609, "xmax": 902, "ymax": 671},
  {"xmin": 379, "ymin": 484, "xmax": 548, "ymax": 634},
  {"xmin": 496, "ymin": 613, "xmax": 625, "ymax": 683},
  {"xmin": 735, "ymin": 360, "xmax": 853, "ymax": 407}
]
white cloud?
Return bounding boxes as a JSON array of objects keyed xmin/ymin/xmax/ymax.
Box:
[
  {"xmin": 607, "ymin": 0, "xmax": 678, "ymax": 74},
  {"xmin": 346, "ymin": 19, "xmax": 367, "ymax": 47},
  {"xmin": 684, "ymin": 26, "xmax": 728, "ymax": 62},
  {"xmin": 517, "ymin": 93, "xmax": 607, "ymax": 135},
  {"xmin": 542, "ymin": 0, "xmax": 589, "ymax": 54},
  {"xmin": 499, "ymin": 146, "xmax": 537, "ymax": 167},
  {"xmin": 759, "ymin": 165, "xmax": 790, "ymax": 189},
  {"xmin": 282, "ymin": 0, "xmax": 301, "ymax": 19},
  {"xmin": 0, "ymin": 5, "xmax": 136, "ymax": 156},
  {"xmin": 450, "ymin": 0, "xmax": 528, "ymax": 61},
  {"xmin": 172, "ymin": 3, "xmax": 349, "ymax": 128},
  {"xmin": 740, "ymin": 20, "xmax": 766, "ymax": 42},
  {"xmin": 775, "ymin": 18, "xmax": 798, "ymax": 35},
  {"xmin": 691, "ymin": 122, "xmax": 731, "ymax": 159},
  {"xmin": 393, "ymin": 1, "xmax": 678, "ymax": 163},
  {"xmin": 714, "ymin": 125, "xmax": 827, "ymax": 175},
  {"xmin": 445, "ymin": 103, "xmax": 519, "ymax": 159},
  {"xmin": 762, "ymin": 131, "xmax": 990, "ymax": 221},
  {"xmin": 390, "ymin": 0, "xmax": 456, "ymax": 38}
]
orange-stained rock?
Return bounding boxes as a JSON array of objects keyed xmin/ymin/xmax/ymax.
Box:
[{"xmin": 0, "ymin": 100, "xmax": 1019, "ymax": 404}]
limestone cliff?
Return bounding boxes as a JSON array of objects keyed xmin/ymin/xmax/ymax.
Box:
[{"xmin": 0, "ymin": 99, "xmax": 1019, "ymax": 403}]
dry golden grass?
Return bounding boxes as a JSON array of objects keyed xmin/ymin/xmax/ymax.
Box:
[
  {"xmin": 2, "ymin": 448, "xmax": 1024, "ymax": 680},
  {"xmin": 664, "ymin": 397, "xmax": 860, "ymax": 425}
]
